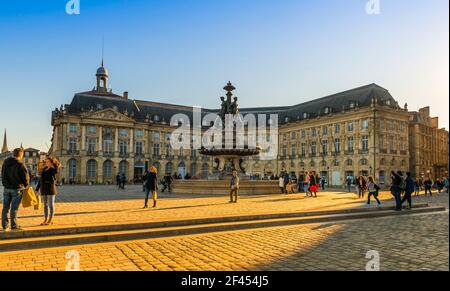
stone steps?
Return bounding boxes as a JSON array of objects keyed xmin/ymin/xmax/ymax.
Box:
[{"xmin": 0, "ymin": 204, "xmax": 445, "ymax": 252}]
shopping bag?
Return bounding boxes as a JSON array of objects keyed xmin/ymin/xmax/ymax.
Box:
[{"xmin": 22, "ymin": 187, "xmax": 38, "ymax": 208}]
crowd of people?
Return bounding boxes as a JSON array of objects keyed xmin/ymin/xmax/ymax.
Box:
[{"xmin": 1, "ymin": 147, "xmax": 449, "ymax": 231}]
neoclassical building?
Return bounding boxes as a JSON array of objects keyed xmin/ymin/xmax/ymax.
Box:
[{"xmin": 49, "ymin": 63, "xmax": 448, "ymax": 186}]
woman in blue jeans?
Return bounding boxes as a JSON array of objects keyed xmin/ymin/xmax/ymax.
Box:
[{"xmin": 36, "ymin": 157, "xmax": 61, "ymax": 225}]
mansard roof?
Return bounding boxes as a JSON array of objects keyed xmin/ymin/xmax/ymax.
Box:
[{"xmin": 61, "ymin": 83, "xmax": 400, "ymax": 125}]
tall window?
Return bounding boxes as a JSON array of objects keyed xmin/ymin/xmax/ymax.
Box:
[
  {"xmin": 362, "ymin": 119, "xmax": 369, "ymax": 130},
  {"xmin": 69, "ymin": 138, "xmax": 77, "ymax": 152},
  {"xmin": 379, "ymin": 135, "xmax": 385, "ymax": 150},
  {"xmin": 335, "ymin": 124, "xmax": 341, "ymax": 134},
  {"xmin": 301, "ymin": 130, "xmax": 306, "ymax": 139},
  {"xmin": 322, "ymin": 140, "xmax": 328, "ymax": 155},
  {"xmin": 348, "ymin": 122, "xmax": 354, "ymax": 132},
  {"xmin": 389, "ymin": 136, "xmax": 395, "ymax": 151},
  {"xmin": 311, "ymin": 142, "xmax": 317, "ymax": 155},
  {"xmin": 291, "ymin": 144, "xmax": 296, "ymax": 157},
  {"xmin": 301, "ymin": 143, "xmax": 306, "ymax": 157},
  {"xmin": 334, "ymin": 138, "xmax": 341, "ymax": 153},
  {"xmin": 87, "ymin": 160, "xmax": 97, "ymax": 179},
  {"xmin": 322, "ymin": 126, "xmax": 328, "ymax": 136},
  {"xmin": 68, "ymin": 159, "xmax": 77, "ymax": 179},
  {"xmin": 87, "ymin": 138, "xmax": 96, "ymax": 153},
  {"xmin": 103, "ymin": 161, "xmax": 113, "ymax": 178},
  {"xmin": 153, "ymin": 144, "xmax": 160, "ymax": 156},
  {"xmin": 103, "ymin": 139, "xmax": 113, "ymax": 154},
  {"xmin": 119, "ymin": 140, "xmax": 128, "ymax": 155},
  {"xmin": 135, "ymin": 141, "xmax": 143, "ymax": 155},
  {"xmin": 311, "ymin": 128, "xmax": 317, "ymax": 137},
  {"xmin": 282, "ymin": 145, "xmax": 287, "ymax": 157},
  {"xmin": 347, "ymin": 137, "xmax": 354, "ymax": 152},
  {"xmin": 362, "ymin": 135, "xmax": 369, "ymax": 152}
]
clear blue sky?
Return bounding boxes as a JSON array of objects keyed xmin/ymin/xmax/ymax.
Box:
[{"xmin": 0, "ymin": 0, "xmax": 448, "ymax": 151}]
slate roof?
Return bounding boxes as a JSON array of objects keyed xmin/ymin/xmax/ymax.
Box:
[{"xmin": 61, "ymin": 83, "xmax": 400, "ymax": 125}]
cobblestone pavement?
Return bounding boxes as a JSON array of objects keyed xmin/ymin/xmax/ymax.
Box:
[
  {"xmin": 0, "ymin": 209, "xmax": 447, "ymax": 271},
  {"xmin": 0, "ymin": 184, "xmax": 447, "ymax": 230}
]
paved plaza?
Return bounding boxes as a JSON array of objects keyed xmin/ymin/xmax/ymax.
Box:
[{"xmin": 0, "ymin": 185, "xmax": 448, "ymax": 271}]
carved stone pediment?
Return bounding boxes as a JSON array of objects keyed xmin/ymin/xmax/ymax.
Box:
[{"xmin": 84, "ymin": 108, "xmax": 135, "ymax": 122}]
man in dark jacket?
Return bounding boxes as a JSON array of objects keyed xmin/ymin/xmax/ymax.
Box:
[
  {"xmin": 390, "ymin": 171, "xmax": 403, "ymax": 211},
  {"xmin": 401, "ymin": 172, "xmax": 415, "ymax": 209},
  {"xmin": 1, "ymin": 148, "xmax": 29, "ymax": 231}
]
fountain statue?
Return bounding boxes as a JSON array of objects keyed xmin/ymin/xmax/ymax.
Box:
[{"xmin": 200, "ymin": 82, "xmax": 261, "ymax": 179}]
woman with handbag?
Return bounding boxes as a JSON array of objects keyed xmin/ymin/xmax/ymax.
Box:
[
  {"xmin": 366, "ymin": 176, "xmax": 382, "ymax": 207},
  {"xmin": 36, "ymin": 157, "xmax": 61, "ymax": 226},
  {"xmin": 144, "ymin": 166, "xmax": 158, "ymax": 208}
]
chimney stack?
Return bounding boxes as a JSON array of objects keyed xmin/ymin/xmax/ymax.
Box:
[{"xmin": 123, "ymin": 91, "xmax": 129, "ymax": 99}]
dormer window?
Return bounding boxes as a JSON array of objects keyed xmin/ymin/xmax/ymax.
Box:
[
  {"xmin": 154, "ymin": 115, "xmax": 160, "ymax": 122},
  {"xmin": 284, "ymin": 117, "xmax": 290, "ymax": 123},
  {"xmin": 349, "ymin": 101, "xmax": 356, "ymax": 109},
  {"xmin": 324, "ymin": 107, "xmax": 332, "ymax": 114},
  {"xmin": 96, "ymin": 104, "xmax": 103, "ymax": 110},
  {"xmin": 385, "ymin": 100, "xmax": 391, "ymax": 106},
  {"xmin": 303, "ymin": 112, "xmax": 309, "ymax": 119}
]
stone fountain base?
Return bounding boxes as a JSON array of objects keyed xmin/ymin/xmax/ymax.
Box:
[{"xmin": 172, "ymin": 179, "xmax": 280, "ymax": 195}]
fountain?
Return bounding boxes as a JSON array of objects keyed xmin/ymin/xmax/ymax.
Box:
[
  {"xmin": 173, "ymin": 82, "xmax": 279, "ymax": 195},
  {"xmin": 200, "ymin": 81, "xmax": 262, "ymax": 180}
]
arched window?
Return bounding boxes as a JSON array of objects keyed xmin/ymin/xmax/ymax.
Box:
[
  {"xmin": 380, "ymin": 158, "xmax": 386, "ymax": 166},
  {"xmin": 103, "ymin": 160, "xmax": 113, "ymax": 179},
  {"xmin": 320, "ymin": 160, "xmax": 327, "ymax": 167},
  {"xmin": 346, "ymin": 159, "xmax": 353, "ymax": 166},
  {"xmin": 87, "ymin": 160, "xmax": 97, "ymax": 179},
  {"xmin": 360, "ymin": 159, "xmax": 369, "ymax": 166},
  {"xmin": 119, "ymin": 160, "xmax": 128, "ymax": 175},
  {"xmin": 333, "ymin": 160, "xmax": 339, "ymax": 167},
  {"xmin": 68, "ymin": 159, "xmax": 77, "ymax": 179},
  {"xmin": 165, "ymin": 162, "xmax": 173, "ymax": 175}
]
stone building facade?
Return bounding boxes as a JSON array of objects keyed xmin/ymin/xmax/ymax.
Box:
[
  {"xmin": 49, "ymin": 63, "xmax": 448, "ymax": 186},
  {"xmin": 409, "ymin": 107, "xmax": 449, "ymax": 180}
]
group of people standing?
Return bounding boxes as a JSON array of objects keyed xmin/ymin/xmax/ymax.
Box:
[
  {"xmin": 278, "ymin": 171, "xmax": 325, "ymax": 198},
  {"xmin": 1, "ymin": 148, "xmax": 60, "ymax": 231},
  {"xmin": 115, "ymin": 173, "xmax": 127, "ymax": 190}
]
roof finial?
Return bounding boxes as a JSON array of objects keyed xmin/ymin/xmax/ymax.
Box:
[{"xmin": 101, "ymin": 36, "xmax": 105, "ymax": 67}]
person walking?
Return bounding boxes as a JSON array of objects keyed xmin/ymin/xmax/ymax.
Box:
[
  {"xmin": 230, "ymin": 170, "xmax": 240, "ymax": 203},
  {"xmin": 161, "ymin": 173, "xmax": 174, "ymax": 193},
  {"xmin": 116, "ymin": 173, "xmax": 121, "ymax": 190},
  {"xmin": 278, "ymin": 174, "xmax": 285, "ymax": 194},
  {"xmin": 309, "ymin": 172, "xmax": 318, "ymax": 198},
  {"xmin": 444, "ymin": 177, "xmax": 449, "ymax": 194},
  {"xmin": 401, "ymin": 172, "xmax": 415, "ymax": 210},
  {"xmin": 346, "ymin": 175, "xmax": 353, "ymax": 193},
  {"xmin": 119, "ymin": 173, "xmax": 127, "ymax": 190},
  {"xmin": 1, "ymin": 148, "xmax": 29, "ymax": 232},
  {"xmin": 144, "ymin": 166, "xmax": 158, "ymax": 208},
  {"xmin": 283, "ymin": 172, "xmax": 290, "ymax": 195},
  {"xmin": 304, "ymin": 172, "xmax": 312, "ymax": 197},
  {"xmin": 424, "ymin": 178, "xmax": 433, "ymax": 196},
  {"xmin": 366, "ymin": 176, "xmax": 381, "ymax": 207},
  {"xmin": 356, "ymin": 176, "xmax": 367, "ymax": 199},
  {"xmin": 390, "ymin": 171, "xmax": 403, "ymax": 211},
  {"xmin": 36, "ymin": 157, "xmax": 61, "ymax": 226},
  {"xmin": 320, "ymin": 177, "xmax": 326, "ymax": 191},
  {"xmin": 414, "ymin": 179, "xmax": 420, "ymax": 197}
]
